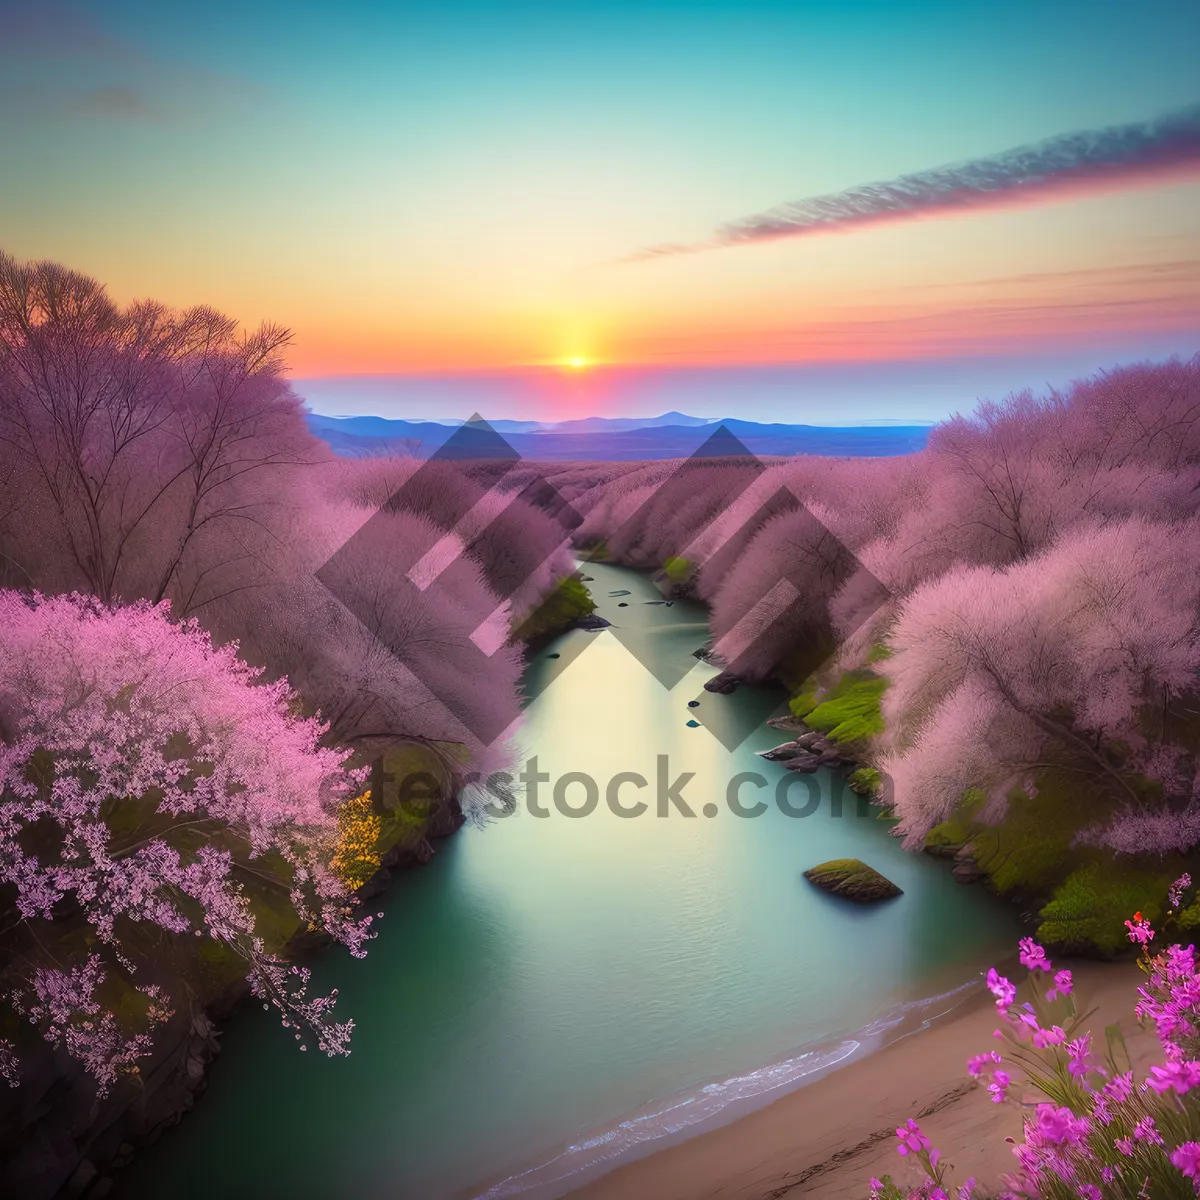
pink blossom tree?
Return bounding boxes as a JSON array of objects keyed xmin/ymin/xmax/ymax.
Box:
[
  {"xmin": 0, "ymin": 588, "xmax": 374, "ymax": 1094},
  {"xmin": 877, "ymin": 517, "xmax": 1200, "ymax": 844}
]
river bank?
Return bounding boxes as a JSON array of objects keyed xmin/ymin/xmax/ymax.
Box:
[
  {"xmin": 0, "ymin": 781, "xmax": 468, "ymax": 1200},
  {"xmin": 563, "ymin": 958, "xmax": 1150, "ymax": 1200}
]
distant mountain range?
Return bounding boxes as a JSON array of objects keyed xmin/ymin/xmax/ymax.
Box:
[{"xmin": 305, "ymin": 411, "xmax": 933, "ymax": 461}]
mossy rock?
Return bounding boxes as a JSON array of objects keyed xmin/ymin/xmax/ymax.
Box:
[{"xmin": 804, "ymin": 858, "xmax": 902, "ymax": 903}]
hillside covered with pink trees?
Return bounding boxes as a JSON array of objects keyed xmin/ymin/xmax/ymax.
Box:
[
  {"xmin": 0, "ymin": 253, "xmax": 586, "ymax": 1191},
  {"xmin": 544, "ymin": 356, "xmax": 1200, "ymax": 954}
]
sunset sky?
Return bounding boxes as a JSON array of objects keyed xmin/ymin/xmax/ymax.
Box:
[{"xmin": 1, "ymin": 0, "xmax": 1198, "ymax": 420}]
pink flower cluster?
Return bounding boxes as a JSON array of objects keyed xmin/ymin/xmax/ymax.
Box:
[
  {"xmin": 1136, "ymin": 941, "xmax": 1200, "ymax": 1062},
  {"xmin": 8, "ymin": 955, "xmax": 170, "ymax": 1096},
  {"xmin": 0, "ymin": 591, "xmax": 376, "ymax": 1091},
  {"xmin": 866, "ymin": 919, "xmax": 1200, "ymax": 1199}
]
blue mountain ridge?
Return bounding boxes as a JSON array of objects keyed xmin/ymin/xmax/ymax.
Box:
[{"xmin": 305, "ymin": 411, "xmax": 931, "ymax": 460}]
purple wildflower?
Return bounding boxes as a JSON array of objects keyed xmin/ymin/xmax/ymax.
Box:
[
  {"xmin": 967, "ymin": 1050, "xmax": 1002, "ymax": 1077},
  {"xmin": 1046, "ymin": 969, "xmax": 1073, "ymax": 1001},
  {"xmin": 988, "ymin": 1069, "xmax": 1011, "ymax": 1104},
  {"xmin": 1172, "ymin": 1142, "xmax": 1200, "ymax": 1180},
  {"xmin": 1125, "ymin": 913, "xmax": 1154, "ymax": 944},
  {"xmin": 1036, "ymin": 1104, "xmax": 1090, "ymax": 1146},
  {"xmin": 1169, "ymin": 873, "xmax": 1192, "ymax": 909},
  {"xmin": 1032, "ymin": 1024, "xmax": 1066, "ymax": 1049},
  {"xmin": 987, "ymin": 968, "xmax": 1016, "ymax": 1011},
  {"xmin": 1018, "ymin": 938, "xmax": 1052, "ymax": 972},
  {"xmin": 1147, "ymin": 1059, "xmax": 1200, "ymax": 1094},
  {"xmin": 1114, "ymin": 1136, "xmax": 1135, "ymax": 1156},
  {"xmin": 895, "ymin": 1117, "xmax": 931, "ymax": 1156},
  {"xmin": 1133, "ymin": 1116, "xmax": 1164, "ymax": 1145}
]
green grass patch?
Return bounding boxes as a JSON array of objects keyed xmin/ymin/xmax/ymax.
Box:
[
  {"xmin": 1038, "ymin": 860, "xmax": 1173, "ymax": 955},
  {"xmin": 801, "ymin": 672, "xmax": 888, "ymax": 744}
]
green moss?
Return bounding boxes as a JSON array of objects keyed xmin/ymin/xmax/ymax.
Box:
[
  {"xmin": 802, "ymin": 673, "xmax": 888, "ymax": 744},
  {"xmin": 803, "ymin": 858, "xmax": 902, "ymax": 902},
  {"xmin": 973, "ymin": 780, "xmax": 1087, "ymax": 895},
  {"xmin": 513, "ymin": 575, "xmax": 596, "ymax": 643},
  {"xmin": 847, "ymin": 767, "xmax": 882, "ymax": 796},
  {"xmin": 1177, "ymin": 899, "xmax": 1200, "ymax": 934},
  {"xmin": 1038, "ymin": 861, "xmax": 1172, "ymax": 955},
  {"xmin": 662, "ymin": 556, "xmax": 692, "ymax": 583},
  {"xmin": 865, "ymin": 642, "xmax": 893, "ymax": 664}
]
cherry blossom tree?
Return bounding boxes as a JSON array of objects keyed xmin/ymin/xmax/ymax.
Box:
[
  {"xmin": 0, "ymin": 588, "xmax": 373, "ymax": 1094},
  {"xmin": 877, "ymin": 517, "xmax": 1200, "ymax": 844}
]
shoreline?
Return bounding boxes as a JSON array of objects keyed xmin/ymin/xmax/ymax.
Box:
[
  {"xmin": 466, "ymin": 967, "xmax": 1005, "ymax": 1200},
  {"xmin": 551, "ymin": 958, "xmax": 1151, "ymax": 1200}
]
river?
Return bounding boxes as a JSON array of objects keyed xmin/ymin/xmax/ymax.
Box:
[{"xmin": 118, "ymin": 561, "xmax": 1018, "ymax": 1199}]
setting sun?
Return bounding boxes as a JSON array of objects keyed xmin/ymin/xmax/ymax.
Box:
[{"xmin": 562, "ymin": 355, "xmax": 591, "ymax": 370}]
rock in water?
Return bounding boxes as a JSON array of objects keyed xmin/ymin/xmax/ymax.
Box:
[
  {"xmin": 766, "ymin": 714, "xmax": 806, "ymax": 732},
  {"xmin": 703, "ymin": 671, "xmax": 741, "ymax": 694},
  {"xmin": 575, "ymin": 614, "xmax": 612, "ymax": 631},
  {"xmin": 803, "ymin": 859, "xmax": 902, "ymax": 903},
  {"xmin": 757, "ymin": 741, "xmax": 806, "ymax": 761}
]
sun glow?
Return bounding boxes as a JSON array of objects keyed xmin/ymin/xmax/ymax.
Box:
[{"xmin": 562, "ymin": 355, "xmax": 591, "ymax": 370}]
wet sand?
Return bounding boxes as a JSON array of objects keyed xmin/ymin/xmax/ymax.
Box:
[{"xmin": 566, "ymin": 960, "xmax": 1151, "ymax": 1199}]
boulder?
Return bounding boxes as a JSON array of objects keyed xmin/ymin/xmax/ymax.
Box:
[
  {"xmin": 756, "ymin": 741, "xmax": 806, "ymax": 761},
  {"xmin": 951, "ymin": 843, "xmax": 985, "ymax": 884},
  {"xmin": 952, "ymin": 861, "xmax": 985, "ymax": 884},
  {"xmin": 766, "ymin": 714, "xmax": 806, "ymax": 732},
  {"xmin": 703, "ymin": 671, "xmax": 741, "ymax": 695},
  {"xmin": 803, "ymin": 858, "xmax": 903, "ymax": 903},
  {"xmin": 575, "ymin": 614, "xmax": 612, "ymax": 631},
  {"xmin": 922, "ymin": 842, "xmax": 961, "ymax": 860},
  {"xmin": 784, "ymin": 753, "xmax": 821, "ymax": 773}
]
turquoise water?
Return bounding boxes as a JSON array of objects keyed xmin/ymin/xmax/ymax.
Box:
[{"xmin": 118, "ymin": 562, "xmax": 1018, "ymax": 1200}]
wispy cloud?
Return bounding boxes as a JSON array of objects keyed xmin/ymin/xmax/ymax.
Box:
[
  {"xmin": 626, "ymin": 105, "xmax": 1200, "ymax": 262},
  {"xmin": 0, "ymin": 0, "xmax": 252, "ymax": 123}
]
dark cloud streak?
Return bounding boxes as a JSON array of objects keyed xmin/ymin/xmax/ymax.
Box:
[{"xmin": 626, "ymin": 105, "xmax": 1200, "ymax": 262}]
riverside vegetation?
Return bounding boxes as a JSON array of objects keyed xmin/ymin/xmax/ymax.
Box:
[{"xmin": 540, "ymin": 356, "xmax": 1200, "ymax": 959}]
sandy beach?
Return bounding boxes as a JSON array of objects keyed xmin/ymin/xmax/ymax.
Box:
[{"xmin": 565, "ymin": 959, "xmax": 1152, "ymax": 1200}]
